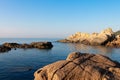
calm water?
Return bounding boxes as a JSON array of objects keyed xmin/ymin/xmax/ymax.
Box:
[{"xmin": 0, "ymin": 38, "xmax": 120, "ymax": 80}]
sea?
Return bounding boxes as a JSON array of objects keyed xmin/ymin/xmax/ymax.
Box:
[{"xmin": 0, "ymin": 38, "xmax": 120, "ymax": 80}]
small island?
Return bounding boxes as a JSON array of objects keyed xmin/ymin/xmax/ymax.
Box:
[
  {"xmin": 58, "ymin": 28, "xmax": 120, "ymax": 48},
  {"xmin": 0, "ymin": 42, "xmax": 53, "ymax": 52}
]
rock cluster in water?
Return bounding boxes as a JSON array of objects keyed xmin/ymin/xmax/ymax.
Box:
[
  {"xmin": 0, "ymin": 42, "xmax": 53, "ymax": 52},
  {"xmin": 58, "ymin": 28, "xmax": 120, "ymax": 47},
  {"xmin": 34, "ymin": 52, "xmax": 120, "ymax": 80},
  {"xmin": 0, "ymin": 46, "xmax": 11, "ymax": 52},
  {"xmin": 106, "ymin": 35, "xmax": 120, "ymax": 48}
]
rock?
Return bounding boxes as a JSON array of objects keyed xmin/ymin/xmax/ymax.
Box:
[
  {"xmin": 81, "ymin": 39, "xmax": 90, "ymax": 45},
  {"xmin": 30, "ymin": 42, "xmax": 53, "ymax": 49},
  {"xmin": 106, "ymin": 37, "xmax": 120, "ymax": 48},
  {"xmin": 3, "ymin": 43, "xmax": 20, "ymax": 48},
  {"xmin": 100, "ymin": 28, "xmax": 114, "ymax": 37},
  {"xmin": 3, "ymin": 42, "xmax": 53, "ymax": 49},
  {"xmin": 116, "ymin": 35, "xmax": 120, "ymax": 39},
  {"xmin": 58, "ymin": 28, "xmax": 115, "ymax": 46},
  {"xmin": 0, "ymin": 46, "xmax": 11, "ymax": 52},
  {"xmin": 19, "ymin": 43, "xmax": 33, "ymax": 48},
  {"xmin": 89, "ymin": 33, "xmax": 109, "ymax": 45},
  {"xmin": 34, "ymin": 52, "xmax": 120, "ymax": 80},
  {"xmin": 0, "ymin": 42, "xmax": 53, "ymax": 52}
]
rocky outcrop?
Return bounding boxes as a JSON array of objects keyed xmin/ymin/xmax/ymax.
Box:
[
  {"xmin": 58, "ymin": 28, "xmax": 115, "ymax": 46},
  {"xmin": 34, "ymin": 52, "xmax": 120, "ymax": 80},
  {"xmin": 3, "ymin": 43, "xmax": 21, "ymax": 48},
  {"xmin": 0, "ymin": 42, "xmax": 53, "ymax": 52},
  {"xmin": 106, "ymin": 37, "xmax": 120, "ymax": 48},
  {"xmin": 0, "ymin": 46, "xmax": 11, "ymax": 52},
  {"xmin": 30, "ymin": 42, "xmax": 53, "ymax": 49}
]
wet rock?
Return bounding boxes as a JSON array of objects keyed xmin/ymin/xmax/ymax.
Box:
[
  {"xmin": 20, "ymin": 44, "xmax": 33, "ymax": 48},
  {"xmin": 0, "ymin": 46, "xmax": 11, "ymax": 52},
  {"xmin": 3, "ymin": 43, "xmax": 20, "ymax": 48},
  {"xmin": 34, "ymin": 52, "xmax": 120, "ymax": 80},
  {"xmin": 0, "ymin": 42, "xmax": 53, "ymax": 52},
  {"xmin": 30, "ymin": 42, "xmax": 53, "ymax": 49}
]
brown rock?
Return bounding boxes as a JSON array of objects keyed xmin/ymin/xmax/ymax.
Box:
[
  {"xmin": 34, "ymin": 52, "xmax": 120, "ymax": 80},
  {"xmin": 0, "ymin": 46, "xmax": 11, "ymax": 52},
  {"xmin": 30, "ymin": 42, "xmax": 53, "ymax": 49},
  {"xmin": 0, "ymin": 42, "xmax": 53, "ymax": 52},
  {"xmin": 106, "ymin": 37, "xmax": 120, "ymax": 48},
  {"xmin": 58, "ymin": 28, "xmax": 115, "ymax": 46},
  {"xmin": 3, "ymin": 43, "xmax": 20, "ymax": 48},
  {"xmin": 20, "ymin": 44, "xmax": 33, "ymax": 48}
]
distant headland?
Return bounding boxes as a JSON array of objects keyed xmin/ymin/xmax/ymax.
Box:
[{"xmin": 58, "ymin": 28, "xmax": 120, "ymax": 48}]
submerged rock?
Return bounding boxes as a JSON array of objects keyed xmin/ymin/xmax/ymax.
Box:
[
  {"xmin": 34, "ymin": 52, "xmax": 120, "ymax": 80},
  {"xmin": 10, "ymin": 66, "xmax": 32, "ymax": 72}
]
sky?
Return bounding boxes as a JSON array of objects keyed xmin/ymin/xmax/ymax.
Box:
[{"xmin": 0, "ymin": 0, "xmax": 120, "ymax": 38}]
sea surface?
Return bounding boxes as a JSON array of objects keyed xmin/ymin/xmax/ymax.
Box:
[{"xmin": 0, "ymin": 38, "xmax": 120, "ymax": 80}]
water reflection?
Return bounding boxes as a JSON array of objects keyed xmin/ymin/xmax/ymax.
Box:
[{"xmin": 66, "ymin": 43, "xmax": 113, "ymax": 55}]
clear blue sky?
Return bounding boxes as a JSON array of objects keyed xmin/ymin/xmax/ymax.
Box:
[{"xmin": 0, "ymin": 0, "xmax": 120, "ymax": 38}]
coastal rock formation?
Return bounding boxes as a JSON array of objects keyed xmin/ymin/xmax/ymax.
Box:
[
  {"xmin": 3, "ymin": 42, "xmax": 53, "ymax": 49},
  {"xmin": 0, "ymin": 42, "xmax": 53, "ymax": 52},
  {"xmin": 106, "ymin": 37, "xmax": 120, "ymax": 48},
  {"xmin": 30, "ymin": 42, "xmax": 53, "ymax": 49},
  {"xmin": 58, "ymin": 28, "xmax": 115, "ymax": 46},
  {"xmin": 0, "ymin": 46, "xmax": 11, "ymax": 52},
  {"xmin": 34, "ymin": 52, "xmax": 120, "ymax": 80},
  {"xmin": 3, "ymin": 43, "xmax": 21, "ymax": 48}
]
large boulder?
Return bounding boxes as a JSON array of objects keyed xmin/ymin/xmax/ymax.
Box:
[{"xmin": 34, "ymin": 52, "xmax": 120, "ymax": 80}]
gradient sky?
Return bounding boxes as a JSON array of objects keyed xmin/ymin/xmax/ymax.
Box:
[{"xmin": 0, "ymin": 0, "xmax": 120, "ymax": 38}]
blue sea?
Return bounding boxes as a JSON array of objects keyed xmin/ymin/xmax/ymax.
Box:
[{"xmin": 0, "ymin": 38, "xmax": 120, "ymax": 80}]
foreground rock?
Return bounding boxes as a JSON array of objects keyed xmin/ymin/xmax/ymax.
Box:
[
  {"xmin": 0, "ymin": 42, "xmax": 53, "ymax": 52},
  {"xmin": 34, "ymin": 52, "xmax": 120, "ymax": 80},
  {"xmin": 58, "ymin": 28, "xmax": 115, "ymax": 46}
]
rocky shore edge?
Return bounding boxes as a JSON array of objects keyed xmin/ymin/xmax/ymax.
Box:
[
  {"xmin": 34, "ymin": 52, "xmax": 120, "ymax": 80},
  {"xmin": 58, "ymin": 28, "xmax": 120, "ymax": 48},
  {"xmin": 0, "ymin": 42, "xmax": 53, "ymax": 52}
]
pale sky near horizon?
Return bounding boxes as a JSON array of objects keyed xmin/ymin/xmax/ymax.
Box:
[{"xmin": 0, "ymin": 0, "xmax": 120, "ymax": 38}]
